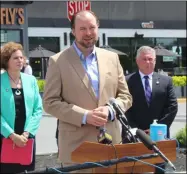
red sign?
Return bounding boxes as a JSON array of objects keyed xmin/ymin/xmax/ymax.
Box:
[{"xmin": 67, "ymin": 0, "xmax": 91, "ymax": 21}]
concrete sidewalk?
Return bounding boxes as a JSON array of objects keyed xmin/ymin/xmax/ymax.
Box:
[{"xmin": 36, "ymin": 117, "xmax": 58, "ymax": 155}]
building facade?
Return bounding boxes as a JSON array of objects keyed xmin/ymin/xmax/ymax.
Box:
[
  {"xmin": 1, "ymin": 1, "xmax": 186, "ymax": 77},
  {"xmin": 1, "ymin": 1, "xmax": 31, "ymax": 56}
]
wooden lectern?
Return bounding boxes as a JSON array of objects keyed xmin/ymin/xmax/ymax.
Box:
[{"xmin": 71, "ymin": 140, "xmax": 176, "ymax": 173}]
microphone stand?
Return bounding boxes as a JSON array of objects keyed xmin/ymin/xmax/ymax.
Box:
[{"xmin": 116, "ymin": 114, "xmax": 138, "ymax": 143}]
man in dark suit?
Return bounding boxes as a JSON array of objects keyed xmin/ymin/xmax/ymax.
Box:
[
  {"xmin": 56, "ymin": 119, "xmax": 59, "ymax": 147},
  {"xmin": 122, "ymin": 46, "xmax": 178, "ymax": 173}
]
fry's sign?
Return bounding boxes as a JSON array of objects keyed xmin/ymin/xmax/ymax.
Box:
[{"xmin": 1, "ymin": 8, "xmax": 25, "ymax": 25}]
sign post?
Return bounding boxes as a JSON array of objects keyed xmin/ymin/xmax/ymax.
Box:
[{"xmin": 67, "ymin": 0, "xmax": 91, "ymax": 21}]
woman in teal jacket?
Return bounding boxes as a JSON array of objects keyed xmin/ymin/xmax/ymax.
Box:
[{"xmin": 0, "ymin": 42, "xmax": 43, "ymax": 173}]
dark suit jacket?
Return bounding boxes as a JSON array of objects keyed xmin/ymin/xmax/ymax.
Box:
[
  {"xmin": 122, "ymin": 71, "xmax": 178, "ymax": 139},
  {"xmin": 55, "ymin": 119, "xmax": 59, "ymax": 139}
]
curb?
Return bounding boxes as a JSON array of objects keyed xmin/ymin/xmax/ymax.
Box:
[
  {"xmin": 36, "ymin": 151, "xmax": 58, "ymax": 156},
  {"xmin": 42, "ymin": 114, "xmax": 51, "ymax": 117},
  {"xmin": 177, "ymin": 98, "xmax": 186, "ymax": 103}
]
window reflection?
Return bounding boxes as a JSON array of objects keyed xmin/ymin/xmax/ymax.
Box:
[
  {"xmin": 1, "ymin": 29, "xmax": 21, "ymax": 46},
  {"xmin": 107, "ymin": 37, "xmax": 186, "ymax": 74},
  {"xmin": 29, "ymin": 37, "xmax": 60, "ymax": 53},
  {"xmin": 132, "ymin": 38, "xmax": 155, "ymax": 46},
  {"xmin": 108, "ymin": 37, "xmax": 132, "ymax": 72},
  {"xmin": 156, "ymin": 38, "xmax": 177, "ymax": 47},
  {"xmin": 28, "ymin": 37, "xmax": 60, "ymax": 79}
]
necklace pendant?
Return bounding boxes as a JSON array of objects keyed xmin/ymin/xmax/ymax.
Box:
[{"xmin": 15, "ymin": 89, "xmax": 21, "ymax": 96}]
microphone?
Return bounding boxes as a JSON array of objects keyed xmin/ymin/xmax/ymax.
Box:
[
  {"xmin": 136, "ymin": 129, "xmax": 176, "ymax": 171},
  {"xmin": 97, "ymin": 126, "xmax": 112, "ymax": 144},
  {"xmin": 95, "ymin": 107, "xmax": 113, "ymax": 144},
  {"xmin": 109, "ymin": 98, "xmax": 128, "ymax": 125},
  {"xmin": 109, "ymin": 98, "xmax": 138, "ymax": 143}
]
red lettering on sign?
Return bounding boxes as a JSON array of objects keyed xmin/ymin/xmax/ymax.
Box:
[{"xmin": 67, "ymin": 0, "xmax": 91, "ymax": 21}]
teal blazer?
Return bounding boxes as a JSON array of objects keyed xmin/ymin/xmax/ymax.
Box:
[{"xmin": 1, "ymin": 72, "xmax": 43, "ymax": 138}]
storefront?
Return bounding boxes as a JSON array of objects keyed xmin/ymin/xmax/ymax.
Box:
[
  {"xmin": 1, "ymin": 1, "xmax": 31, "ymax": 56},
  {"xmin": 26, "ymin": 1, "xmax": 186, "ymax": 76}
]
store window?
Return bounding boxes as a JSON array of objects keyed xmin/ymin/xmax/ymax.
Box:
[
  {"xmin": 155, "ymin": 38, "xmax": 177, "ymax": 50},
  {"xmin": 132, "ymin": 38, "xmax": 155, "ymax": 47},
  {"xmin": 1, "ymin": 29, "xmax": 21, "ymax": 47},
  {"xmin": 131, "ymin": 38, "xmax": 155, "ymax": 57},
  {"xmin": 29, "ymin": 37, "xmax": 60, "ymax": 79},
  {"xmin": 108, "ymin": 37, "xmax": 131, "ymax": 54},
  {"xmin": 177, "ymin": 38, "xmax": 186, "ymax": 65},
  {"xmin": 155, "ymin": 38, "xmax": 186, "ymax": 74},
  {"xmin": 29, "ymin": 37, "xmax": 60, "ymax": 53},
  {"xmin": 70, "ymin": 32, "xmax": 74, "ymax": 45},
  {"xmin": 108, "ymin": 37, "xmax": 132, "ymax": 72},
  {"xmin": 177, "ymin": 38, "xmax": 186, "ymax": 73}
]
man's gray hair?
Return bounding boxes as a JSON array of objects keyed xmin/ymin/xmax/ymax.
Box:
[{"xmin": 136, "ymin": 46, "xmax": 156, "ymax": 59}]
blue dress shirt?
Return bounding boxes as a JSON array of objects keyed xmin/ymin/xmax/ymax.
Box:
[{"xmin": 73, "ymin": 42, "xmax": 114, "ymax": 124}]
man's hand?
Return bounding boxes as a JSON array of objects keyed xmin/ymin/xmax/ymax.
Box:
[
  {"xmin": 93, "ymin": 106, "xmax": 109, "ymax": 119},
  {"xmin": 86, "ymin": 107, "xmax": 109, "ymax": 127}
]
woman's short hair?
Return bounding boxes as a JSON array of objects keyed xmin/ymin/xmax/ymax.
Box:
[{"xmin": 0, "ymin": 42, "xmax": 25, "ymax": 70}]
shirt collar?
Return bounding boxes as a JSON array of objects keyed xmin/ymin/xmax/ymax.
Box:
[
  {"xmin": 139, "ymin": 70, "xmax": 153, "ymax": 80},
  {"xmin": 73, "ymin": 41, "xmax": 96, "ymax": 60}
]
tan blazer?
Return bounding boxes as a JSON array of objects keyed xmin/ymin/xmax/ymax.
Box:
[{"xmin": 43, "ymin": 46, "xmax": 132, "ymax": 164}]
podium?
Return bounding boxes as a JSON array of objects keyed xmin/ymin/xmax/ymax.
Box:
[{"xmin": 71, "ymin": 140, "xmax": 176, "ymax": 173}]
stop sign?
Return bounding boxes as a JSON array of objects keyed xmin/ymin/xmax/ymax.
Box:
[{"xmin": 67, "ymin": 0, "xmax": 91, "ymax": 21}]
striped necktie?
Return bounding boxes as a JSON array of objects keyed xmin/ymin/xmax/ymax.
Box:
[{"xmin": 144, "ymin": 76, "xmax": 152, "ymax": 105}]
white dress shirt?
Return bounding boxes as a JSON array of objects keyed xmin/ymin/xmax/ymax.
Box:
[
  {"xmin": 1, "ymin": 69, "xmax": 5, "ymax": 74},
  {"xmin": 24, "ymin": 65, "xmax": 33, "ymax": 75}
]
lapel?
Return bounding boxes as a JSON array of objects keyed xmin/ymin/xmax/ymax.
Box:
[
  {"xmin": 20, "ymin": 73, "xmax": 29, "ymax": 116},
  {"xmin": 67, "ymin": 46, "xmax": 97, "ymax": 103},
  {"xmin": 95, "ymin": 48, "xmax": 107, "ymax": 100},
  {"xmin": 150, "ymin": 72, "xmax": 160, "ymax": 106},
  {"xmin": 2, "ymin": 72, "xmax": 15, "ymax": 116}
]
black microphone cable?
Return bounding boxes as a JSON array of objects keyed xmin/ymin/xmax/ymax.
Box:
[
  {"xmin": 22, "ymin": 153, "xmax": 163, "ymax": 174},
  {"xmin": 136, "ymin": 129, "xmax": 176, "ymax": 171}
]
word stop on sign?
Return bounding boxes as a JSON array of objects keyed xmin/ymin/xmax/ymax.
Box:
[{"xmin": 67, "ymin": 0, "xmax": 91, "ymax": 21}]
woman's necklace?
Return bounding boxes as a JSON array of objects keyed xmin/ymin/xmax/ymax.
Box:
[{"xmin": 8, "ymin": 73, "xmax": 22, "ymax": 96}]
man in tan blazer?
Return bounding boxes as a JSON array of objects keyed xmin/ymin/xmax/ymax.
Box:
[{"xmin": 43, "ymin": 10, "xmax": 132, "ymax": 172}]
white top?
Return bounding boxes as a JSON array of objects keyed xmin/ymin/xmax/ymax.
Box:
[
  {"xmin": 139, "ymin": 70, "xmax": 153, "ymax": 92},
  {"xmin": 1, "ymin": 69, "xmax": 5, "ymax": 74},
  {"xmin": 24, "ymin": 65, "xmax": 33, "ymax": 75}
]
